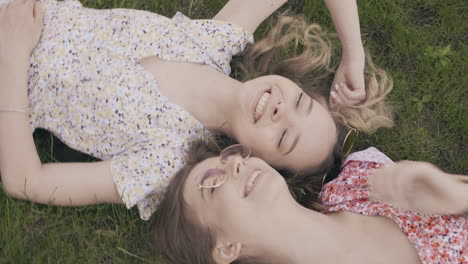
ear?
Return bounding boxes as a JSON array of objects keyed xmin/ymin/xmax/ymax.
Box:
[{"xmin": 212, "ymin": 240, "xmax": 242, "ymax": 264}]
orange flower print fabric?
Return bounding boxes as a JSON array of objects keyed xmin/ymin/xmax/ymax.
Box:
[{"xmin": 320, "ymin": 147, "xmax": 467, "ymax": 264}]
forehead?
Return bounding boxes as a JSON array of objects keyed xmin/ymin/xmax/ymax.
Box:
[{"xmin": 275, "ymin": 75, "xmax": 301, "ymax": 91}]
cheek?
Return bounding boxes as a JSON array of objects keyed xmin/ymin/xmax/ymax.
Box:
[
  {"xmin": 252, "ymin": 149, "xmax": 280, "ymax": 168},
  {"xmin": 209, "ymin": 197, "xmax": 253, "ymax": 235},
  {"xmin": 237, "ymin": 130, "xmax": 276, "ymax": 158}
]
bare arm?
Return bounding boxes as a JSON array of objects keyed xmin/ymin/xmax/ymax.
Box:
[
  {"xmin": 0, "ymin": 0, "xmax": 122, "ymax": 206},
  {"xmin": 324, "ymin": 0, "xmax": 364, "ymax": 61},
  {"xmin": 214, "ymin": 0, "xmax": 363, "ymax": 55},
  {"xmin": 213, "ymin": 0, "xmax": 287, "ymax": 33},
  {"xmin": 0, "ymin": 64, "xmax": 122, "ymax": 207},
  {"xmin": 324, "ymin": 0, "xmax": 367, "ymax": 107},
  {"xmin": 213, "ymin": 0, "xmax": 367, "ymax": 107},
  {"xmin": 369, "ymin": 161, "xmax": 468, "ymax": 215}
]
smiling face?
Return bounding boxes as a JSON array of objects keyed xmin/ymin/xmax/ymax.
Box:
[
  {"xmin": 183, "ymin": 154, "xmax": 293, "ymax": 259},
  {"xmin": 231, "ymin": 75, "xmax": 337, "ymax": 172}
]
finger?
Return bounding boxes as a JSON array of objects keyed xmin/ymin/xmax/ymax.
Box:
[
  {"xmin": 334, "ymin": 84, "xmax": 354, "ymax": 106},
  {"xmin": 348, "ymin": 75, "xmax": 365, "ymax": 91},
  {"xmin": 329, "ymin": 81, "xmax": 337, "ymax": 95},
  {"xmin": 329, "ymin": 82, "xmax": 339, "ymax": 105},
  {"xmin": 369, "ymin": 168, "xmax": 395, "ymax": 203},
  {"xmin": 328, "ymin": 92, "xmax": 336, "ymax": 107},
  {"xmin": 452, "ymin": 174, "xmax": 468, "ymax": 183},
  {"xmin": 329, "ymin": 83, "xmax": 342, "ymax": 105},
  {"xmin": 333, "ymin": 82, "xmax": 341, "ymax": 92},
  {"xmin": 33, "ymin": 3, "xmax": 44, "ymax": 38},
  {"xmin": 33, "ymin": 1, "xmax": 43, "ymax": 21},
  {"xmin": 330, "ymin": 91, "xmax": 345, "ymax": 106},
  {"xmin": 339, "ymin": 83, "xmax": 364, "ymax": 105},
  {"xmin": 339, "ymin": 82, "xmax": 366, "ymax": 102}
]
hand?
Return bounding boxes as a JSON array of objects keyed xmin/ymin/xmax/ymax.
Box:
[
  {"xmin": 0, "ymin": 0, "xmax": 44, "ymax": 66},
  {"xmin": 329, "ymin": 56, "xmax": 366, "ymax": 108},
  {"xmin": 369, "ymin": 161, "xmax": 468, "ymax": 215}
]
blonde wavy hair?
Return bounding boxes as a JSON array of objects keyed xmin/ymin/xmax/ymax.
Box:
[
  {"xmin": 232, "ymin": 14, "xmax": 394, "ymax": 209},
  {"xmin": 234, "ymin": 14, "xmax": 393, "ymax": 133}
]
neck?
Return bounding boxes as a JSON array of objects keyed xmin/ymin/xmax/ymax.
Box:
[
  {"xmin": 185, "ymin": 68, "xmax": 242, "ymax": 137},
  {"xmin": 243, "ymin": 202, "xmax": 346, "ymax": 264}
]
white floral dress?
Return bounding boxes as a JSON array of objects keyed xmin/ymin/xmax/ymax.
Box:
[{"xmin": 0, "ymin": 0, "xmax": 253, "ymax": 220}]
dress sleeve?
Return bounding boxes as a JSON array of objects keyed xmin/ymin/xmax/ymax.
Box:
[
  {"xmin": 342, "ymin": 147, "xmax": 394, "ymax": 167},
  {"xmin": 110, "ymin": 138, "xmax": 186, "ymax": 221},
  {"xmin": 170, "ymin": 12, "xmax": 254, "ymax": 75},
  {"xmin": 320, "ymin": 147, "xmax": 393, "ymax": 208}
]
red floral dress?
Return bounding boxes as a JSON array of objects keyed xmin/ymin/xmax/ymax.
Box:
[{"xmin": 319, "ymin": 147, "xmax": 467, "ymax": 264}]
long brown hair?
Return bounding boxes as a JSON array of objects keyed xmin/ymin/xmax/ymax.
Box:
[
  {"xmin": 152, "ymin": 140, "xmax": 219, "ymax": 264},
  {"xmin": 152, "ymin": 140, "xmax": 270, "ymax": 264}
]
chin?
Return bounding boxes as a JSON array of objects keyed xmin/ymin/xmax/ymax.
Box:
[{"xmin": 264, "ymin": 174, "xmax": 289, "ymax": 204}]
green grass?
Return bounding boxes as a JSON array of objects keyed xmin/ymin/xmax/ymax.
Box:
[{"xmin": 1, "ymin": 0, "xmax": 466, "ymax": 263}]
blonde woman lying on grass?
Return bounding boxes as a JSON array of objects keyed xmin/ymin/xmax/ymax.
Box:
[
  {"xmin": 0, "ymin": 0, "xmax": 392, "ymax": 220},
  {"xmin": 152, "ymin": 141, "xmax": 468, "ymax": 264}
]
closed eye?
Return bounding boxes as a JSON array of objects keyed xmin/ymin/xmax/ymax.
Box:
[
  {"xmin": 199, "ymin": 168, "xmax": 223, "ymax": 196},
  {"xmin": 296, "ymin": 92, "xmax": 303, "ymax": 108},
  {"xmin": 278, "ymin": 92, "xmax": 302, "ymax": 149},
  {"xmin": 278, "ymin": 129, "xmax": 287, "ymax": 148},
  {"xmin": 210, "ymin": 176, "xmax": 219, "ymax": 195}
]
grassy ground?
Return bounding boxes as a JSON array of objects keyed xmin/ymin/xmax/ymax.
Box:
[{"xmin": 1, "ymin": 0, "xmax": 466, "ymax": 263}]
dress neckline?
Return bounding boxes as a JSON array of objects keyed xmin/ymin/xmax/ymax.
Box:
[{"xmin": 134, "ymin": 57, "xmax": 214, "ymax": 139}]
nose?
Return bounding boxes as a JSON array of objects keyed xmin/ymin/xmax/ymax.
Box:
[
  {"xmin": 271, "ymin": 99, "xmax": 284, "ymax": 122},
  {"xmin": 222, "ymin": 154, "xmax": 246, "ymax": 180}
]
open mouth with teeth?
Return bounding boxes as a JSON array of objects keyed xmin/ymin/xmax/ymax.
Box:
[
  {"xmin": 244, "ymin": 170, "xmax": 262, "ymax": 197},
  {"xmin": 253, "ymin": 90, "xmax": 271, "ymax": 123}
]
